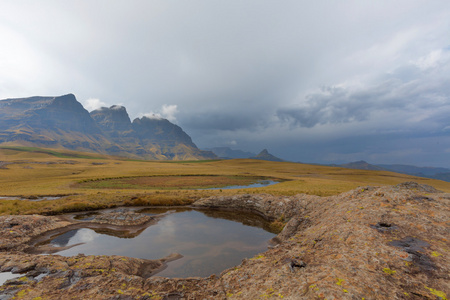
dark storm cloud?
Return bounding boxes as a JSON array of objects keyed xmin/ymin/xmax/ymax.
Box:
[
  {"xmin": 182, "ymin": 112, "xmax": 260, "ymax": 132},
  {"xmin": 1, "ymin": 1, "xmax": 450, "ymax": 166},
  {"xmin": 276, "ymin": 53, "xmax": 450, "ymax": 132},
  {"xmin": 277, "ymin": 86, "xmax": 372, "ymax": 128}
]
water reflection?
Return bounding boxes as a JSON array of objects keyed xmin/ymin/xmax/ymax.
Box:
[
  {"xmin": 41, "ymin": 210, "xmax": 275, "ymax": 278},
  {"xmin": 205, "ymin": 180, "xmax": 278, "ymax": 190},
  {"xmin": 0, "ymin": 272, "xmax": 20, "ymax": 286},
  {"xmin": 73, "ymin": 212, "xmax": 99, "ymax": 221}
]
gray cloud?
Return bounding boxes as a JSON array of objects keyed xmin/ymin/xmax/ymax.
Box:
[
  {"xmin": 276, "ymin": 51, "xmax": 450, "ymax": 131},
  {"xmin": 1, "ymin": 1, "xmax": 450, "ymax": 167}
]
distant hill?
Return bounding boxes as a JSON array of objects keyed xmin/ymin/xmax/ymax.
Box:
[
  {"xmin": 376, "ymin": 164, "xmax": 450, "ymax": 183},
  {"xmin": 206, "ymin": 147, "xmax": 256, "ymax": 159},
  {"xmin": 376, "ymin": 164, "xmax": 450, "ymax": 176},
  {"xmin": 251, "ymin": 149, "xmax": 284, "ymax": 162},
  {"xmin": 0, "ymin": 94, "xmax": 217, "ymax": 160},
  {"xmin": 429, "ymin": 172, "xmax": 450, "ymax": 182},
  {"xmin": 335, "ymin": 161, "xmax": 450, "ymax": 182},
  {"xmin": 339, "ymin": 160, "xmax": 385, "ymax": 171},
  {"xmin": 205, "ymin": 147, "xmax": 285, "ymax": 162}
]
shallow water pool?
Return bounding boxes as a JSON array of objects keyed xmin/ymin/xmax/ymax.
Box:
[
  {"xmin": 0, "ymin": 272, "xmax": 20, "ymax": 286},
  {"xmin": 41, "ymin": 209, "xmax": 276, "ymax": 278},
  {"xmin": 205, "ymin": 180, "xmax": 279, "ymax": 190}
]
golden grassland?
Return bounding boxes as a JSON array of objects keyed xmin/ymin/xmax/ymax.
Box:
[{"xmin": 1, "ymin": 147, "xmax": 450, "ymax": 216}]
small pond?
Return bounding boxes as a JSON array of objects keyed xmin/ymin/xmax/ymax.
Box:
[
  {"xmin": 40, "ymin": 209, "xmax": 276, "ymax": 278},
  {"xmin": 205, "ymin": 180, "xmax": 278, "ymax": 190},
  {"xmin": 78, "ymin": 175, "xmax": 281, "ymax": 190}
]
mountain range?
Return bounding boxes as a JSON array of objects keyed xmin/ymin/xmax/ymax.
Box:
[
  {"xmin": 205, "ymin": 147, "xmax": 257, "ymax": 159},
  {"xmin": 0, "ymin": 94, "xmax": 216, "ymax": 160},
  {"xmin": 1, "ymin": 94, "xmax": 446, "ymax": 177},
  {"xmin": 206, "ymin": 146, "xmax": 450, "ymax": 182},
  {"xmin": 206, "ymin": 147, "xmax": 284, "ymax": 162},
  {"xmin": 333, "ymin": 160, "xmax": 450, "ymax": 182}
]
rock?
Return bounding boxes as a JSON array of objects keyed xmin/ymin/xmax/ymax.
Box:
[
  {"xmin": 0, "ymin": 182, "xmax": 449, "ymax": 299},
  {"xmin": 276, "ymin": 216, "xmax": 311, "ymax": 241},
  {"xmin": 92, "ymin": 210, "xmax": 153, "ymax": 226},
  {"xmin": 289, "ymin": 259, "xmax": 307, "ymax": 272},
  {"xmin": 394, "ymin": 181, "xmax": 442, "ymax": 193},
  {"xmin": 192, "ymin": 193, "xmax": 318, "ymax": 220}
]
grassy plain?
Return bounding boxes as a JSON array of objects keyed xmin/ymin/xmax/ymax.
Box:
[{"xmin": 1, "ymin": 146, "xmax": 450, "ymax": 215}]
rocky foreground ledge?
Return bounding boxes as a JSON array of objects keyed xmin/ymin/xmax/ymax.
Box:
[{"xmin": 0, "ymin": 182, "xmax": 449, "ymax": 299}]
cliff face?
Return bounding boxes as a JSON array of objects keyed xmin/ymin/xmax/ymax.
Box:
[
  {"xmin": 89, "ymin": 105, "xmax": 144, "ymax": 157},
  {"xmin": 0, "ymin": 94, "xmax": 109, "ymax": 151},
  {"xmin": 0, "ymin": 94, "xmax": 216, "ymax": 160},
  {"xmin": 132, "ymin": 117, "xmax": 196, "ymax": 148},
  {"xmin": 132, "ymin": 116, "xmax": 217, "ymax": 160},
  {"xmin": 90, "ymin": 105, "xmax": 133, "ymax": 135},
  {"xmin": 0, "ymin": 94, "xmax": 101, "ymax": 134}
]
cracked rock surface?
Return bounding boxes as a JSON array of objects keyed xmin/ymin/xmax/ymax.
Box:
[{"xmin": 0, "ymin": 182, "xmax": 449, "ymax": 299}]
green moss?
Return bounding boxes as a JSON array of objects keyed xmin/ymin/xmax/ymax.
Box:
[
  {"xmin": 15, "ymin": 289, "xmax": 29, "ymax": 298},
  {"xmin": 382, "ymin": 268, "xmax": 396, "ymax": 275},
  {"xmin": 424, "ymin": 286, "xmax": 447, "ymax": 300},
  {"xmin": 431, "ymin": 251, "xmax": 442, "ymax": 257}
]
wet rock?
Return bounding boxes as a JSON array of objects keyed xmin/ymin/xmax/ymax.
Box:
[
  {"xmin": 0, "ymin": 215, "xmax": 71, "ymax": 252},
  {"xmin": 193, "ymin": 193, "xmax": 318, "ymax": 220},
  {"xmin": 92, "ymin": 210, "xmax": 153, "ymax": 226},
  {"xmin": 388, "ymin": 237, "xmax": 436, "ymax": 272},
  {"xmin": 370, "ymin": 222, "xmax": 399, "ymax": 232}
]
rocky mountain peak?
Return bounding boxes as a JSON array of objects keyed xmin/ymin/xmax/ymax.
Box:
[
  {"xmin": 132, "ymin": 116, "xmax": 195, "ymax": 147},
  {"xmin": 0, "ymin": 94, "xmax": 100, "ymax": 134},
  {"xmin": 110, "ymin": 105, "xmax": 126, "ymax": 110},
  {"xmin": 90, "ymin": 105, "xmax": 132, "ymax": 133},
  {"xmin": 252, "ymin": 149, "xmax": 284, "ymax": 162},
  {"xmin": 260, "ymin": 149, "xmax": 269, "ymax": 155}
]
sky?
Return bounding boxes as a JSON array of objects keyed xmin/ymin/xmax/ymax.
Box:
[{"xmin": 1, "ymin": 1, "xmax": 450, "ymax": 167}]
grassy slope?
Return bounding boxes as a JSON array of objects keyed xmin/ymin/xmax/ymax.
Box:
[{"xmin": 1, "ymin": 147, "xmax": 449, "ymax": 215}]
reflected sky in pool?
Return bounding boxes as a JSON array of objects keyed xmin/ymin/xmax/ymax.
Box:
[
  {"xmin": 46, "ymin": 210, "xmax": 275, "ymax": 278},
  {"xmin": 0, "ymin": 272, "xmax": 20, "ymax": 286},
  {"xmin": 205, "ymin": 180, "xmax": 278, "ymax": 190}
]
